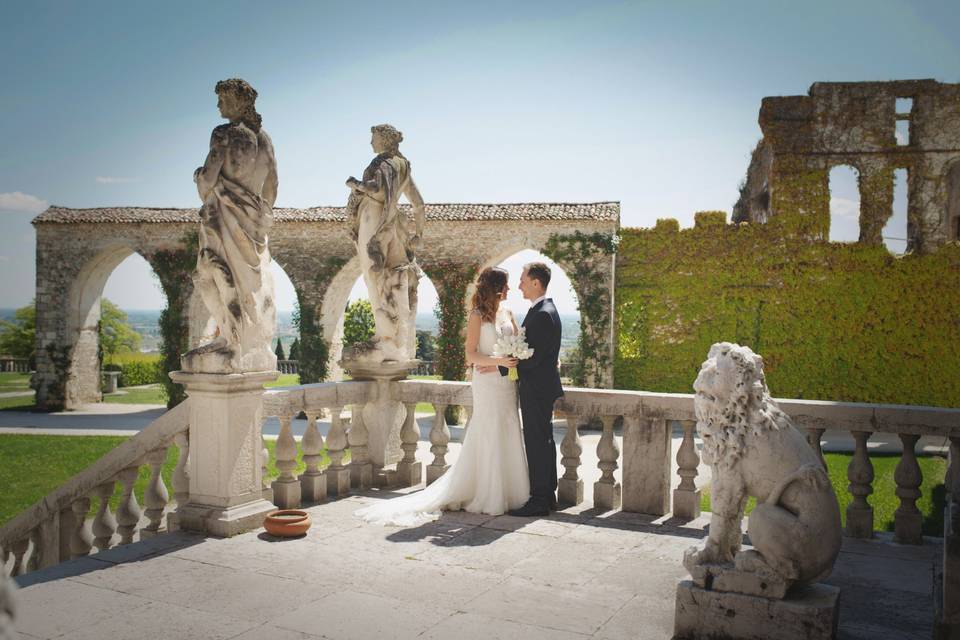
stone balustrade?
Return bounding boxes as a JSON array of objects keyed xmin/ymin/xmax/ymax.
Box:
[
  {"xmin": 6, "ymin": 375, "xmax": 960, "ymax": 607},
  {"xmin": 0, "ymin": 402, "xmax": 190, "ymax": 578}
]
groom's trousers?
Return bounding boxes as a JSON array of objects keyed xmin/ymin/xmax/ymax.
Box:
[{"xmin": 519, "ymin": 383, "xmax": 558, "ymax": 506}]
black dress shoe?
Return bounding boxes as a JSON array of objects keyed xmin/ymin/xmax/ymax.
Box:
[{"xmin": 508, "ymin": 501, "xmax": 550, "ymax": 517}]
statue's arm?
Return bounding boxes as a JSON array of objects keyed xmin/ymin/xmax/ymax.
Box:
[
  {"xmin": 194, "ymin": 127, "xmax": 228, "ymax": 201},
  {"xmin": 404, "ymin": 176, "xmax": 426, "ymax": 238},
  {"xmin": 345, "ymin": 170, "xmax": 382, "ymax": 195}
]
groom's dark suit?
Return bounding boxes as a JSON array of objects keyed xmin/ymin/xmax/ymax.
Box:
[{"xmin": 516, "ymin": 298, "xmax": 564, "ymax": 509}]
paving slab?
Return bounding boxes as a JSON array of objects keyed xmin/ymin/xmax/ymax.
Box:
[
  {"xmin": 54, "ymin": 599, "xmax": 259, "ymax": 640},
  {"xmin": 420, "ymin": 611, "xmax": 590, "ymax": 640}
]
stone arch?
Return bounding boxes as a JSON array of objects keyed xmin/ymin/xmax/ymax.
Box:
[
  {"xmin": 63, "ymin": 243, "xmax": 153, "ymax": 407},
  {"xmin": 319, "ymin": 256, "xmax": 363, "ymax": 379}
]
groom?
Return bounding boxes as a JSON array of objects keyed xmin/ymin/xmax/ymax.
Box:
[{"xmin": 510, "ymin": 262, "xmax": 564, "ymax": 517}]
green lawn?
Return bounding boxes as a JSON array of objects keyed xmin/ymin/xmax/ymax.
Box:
[
  {"xmin": 699, "ymin": 452, "xmax": 948, "ymax": 536},
  {"xmin": 0, "ymin": 372, "xmax": 31, "ymax": 391},
  {"xmin": 0, "ymin": 434, "xmax": 331, "ymax": 527}
]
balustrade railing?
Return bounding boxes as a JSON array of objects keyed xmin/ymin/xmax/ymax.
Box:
[
  {"xmin": 7, "ymin": 373, "xmax": 960, "ymax": 622},
  {"xmin": 0, "ymin": 402, "xmax": 190, "ymax": 578},
  {"xmin": 0, "ymin": 358, "xmax": 30, "ymax": 373}
]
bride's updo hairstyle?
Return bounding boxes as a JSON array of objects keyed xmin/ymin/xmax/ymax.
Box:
[{"xmin": 471, "ymin": 267, "xmax": 508, "ymax": 323}]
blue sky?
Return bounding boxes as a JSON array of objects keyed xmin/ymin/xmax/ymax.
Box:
[{"xmin": 1, "ymin": 0, "xmax": 958, "ymax": 312}]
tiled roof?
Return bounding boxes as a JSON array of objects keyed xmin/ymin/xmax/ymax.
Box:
[{"xmin": 34, "ymin": 202, "xmax": 619, "ymax": 224}]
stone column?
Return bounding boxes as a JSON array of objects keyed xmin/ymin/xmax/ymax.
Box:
[
  {"xmin": 621, "ymin": 412, "xmax": 671, "ymax": 515},
  {"xmin": 169, "ymin": 370, "xmax": 279, "ymax": 536}
]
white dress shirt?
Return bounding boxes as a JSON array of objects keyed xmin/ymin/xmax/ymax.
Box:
[{"xmin": 529, "ymin": 294, "xmax": 547, "ymax": 308}]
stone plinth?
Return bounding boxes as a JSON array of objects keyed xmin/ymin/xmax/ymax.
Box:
[
  {"xmin": 340, "ymin": 359, "xmax": 419, "ymax": 476},
  {"xmin": 674, "ymin": 580, "xmax": 840, "ymax": 640},
  {"xmin": 169, "ymin": 370, "xmax": 278, "ymax": 537}
]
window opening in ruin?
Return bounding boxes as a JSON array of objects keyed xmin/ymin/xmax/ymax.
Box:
[
  {"xmin": 895, "ymin": 97, "xmax": 913, "ymax": 116},
  {"xmin": 882, "ymin": 169, "xmax": 909, "ymax": 254},
  {"xmin": 828, "ymin": 165, "xmax": 861, "ymax": 243},
  {"xmin": 948, "ymin": 162, "xmax": 960, "ymax": 242},
  {"xmin": 895, "ymin": 119, "xmax": 910, "ymax": 146},
  {"xmin": 100, "ymin": 252, "xmax": 168, "ymax": 359}
]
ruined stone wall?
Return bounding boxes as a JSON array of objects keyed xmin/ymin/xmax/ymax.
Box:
[
  {"xmin": 734, "ymin": 80, "xmax": 960, "ymax": 253},
  {"xmin": 33, "ymin": 203, "xmax": 619, "ymax": 410},
  {"xmin": 616, "ymin": 213, "xmax": 960, "ymax": 407}
]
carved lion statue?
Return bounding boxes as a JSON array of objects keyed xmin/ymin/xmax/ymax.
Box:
[{"xmin": 684, "ymin": 342, "xmax": 841, "ymax": 589}]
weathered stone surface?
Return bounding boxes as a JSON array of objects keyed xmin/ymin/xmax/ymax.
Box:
[
  {"xmin": 684, "ymin": 343, "xmax": 842, "ymax": 594},
  {"xmin": 674, "ymin": 580, "xmax": 839, "ymax": 640},
  {"xmin": 32, "ymin": 203, "xmax": 618, "ymax": 410},
  {"xmin": 733, "ymin": 80, "xmax": 960, "ymax": 255}
]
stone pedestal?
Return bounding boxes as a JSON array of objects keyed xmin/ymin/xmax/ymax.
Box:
[
  {"xmin": 558, "ymin": 478, "xmax": 583, "ymax": 506},
  {"xmin": 674, "ymin": 580, "xmax": 840, "ymax": 640},
  {"xmin": 340, "ymin": 359, "xmax": 419, "ymax": 476},
  {"xmin": 169, "ymin": 370, "xmax": 278, "ymax": 537},
  {"xmin": 594, "ymin": 481, "xmax": 622, "ymax": 511}
]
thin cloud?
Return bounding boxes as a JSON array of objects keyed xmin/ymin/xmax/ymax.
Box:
[
  {"xmin": 0, "ymin": 256, "xmax": 9, "ymax": 263},
  {"xmin": 96, "ymin": 176, "xmax": 141, "ymax": 184},
  {"xmin": 830, "ymin": 197, "xmax": 859, "ymax": 219},
  {"xmin": 0, "ymin": 191, "xmax": 48, "ymax": 214}
]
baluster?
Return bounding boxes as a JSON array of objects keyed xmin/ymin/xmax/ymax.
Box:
[
  {"xmin": 943, "ymin": 435, "xmax": 960, "ymax": 625},
  {"xmin": 326, "ymin": 405, "xmax": 351, "ymax": 497},
  {"xmin": 427, "ymin": 403, "xmax": 450, "ymax": 485},
  {"xmin": 9, "ymin": 537, "xmax": 28, "ymax": 577},
  {"xmin": 91, "ymin": 481, "xmax": 117, "ymax": 551},
  {"xmin": 558, "ymin": 415, "xmax": 583, "ymax": 506},
  {"xmin": 70, "ymin": 497, "xmax": 93, "ymax": 558},
  {"xmin": 594, "ymin": 414, "xmax": 622, "ymax": 511},
  {"xmin": 299, "ymin": 412, "xmax": 327, "ymax": 503},
  {"xmin": 261, "ymin": 433, "xmax": 272, "ymax": 502},
  {"xmin": 894, "ymin": 433, "xmax": 923, "ymax": 544},
  {"xmin": 348, "ymin": 404, "xmax": 373, "ymax": 489},
  {"xmin": 27, "ymin": 527, "xmax": 41, "ymax": 573},
  {"xmin": 846, "ymin": 430, "xmax": 874, "ymax": 538},
  {"xmin": 673, "ymin": 420, "xmax": 701, "ymax": 519},
  {"xmin": 805, "ymin": 427, "xmax": 827, "ymax": 470},
  {"xmin": 115, "ymin": 466, "xmax": 142, "ymax": 545},
  {"xmin": 272, "ymin": 412, "xmax": 301, "ymax": 508},
  {"xmin": 141, "ymin": 447, "xmax": 169, "ymax": 538},
  {"xmin": 168, "ymin": 431, "xmax": 190, "ymax": 532},
  {"xmin": 396, "ymin": 402, "xmax": 422, "ymax": 487}
]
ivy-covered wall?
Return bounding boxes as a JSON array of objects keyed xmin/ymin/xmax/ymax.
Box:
[{"xmin": 615, "ymin": 213, "xmax": 960, "ymax": 406}]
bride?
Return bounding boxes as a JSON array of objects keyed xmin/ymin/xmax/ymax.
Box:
[{"xmin": 355, "ymin": 267, "xmax": 531, "ymax": 526}]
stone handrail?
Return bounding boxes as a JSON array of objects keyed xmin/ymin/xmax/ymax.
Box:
[{"xmin": 0, "ymin": 401, "xmax": 190, "ymax": 576}]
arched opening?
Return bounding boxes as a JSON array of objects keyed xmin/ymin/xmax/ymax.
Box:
[
  {"xmin": 882, "ymin": 168, "xmax": 909, "ymax": 254},
  {"xmin": 828, "ymin": 165, "xmax": 861, "ymax": 243},
  {"xmin": 270, "ymin": 261, "xmax": 299, "ymax": 382},
  {"xmin": 67, "ymin": 247, "xmax": 167, "ymax": 407},
  {"xmin": 475, "ymin": 249, "xmax": 581, "ymax": 384},
  {"xmin": 337, "ymin": 270, "xmax": 441, "ymax": 377}
]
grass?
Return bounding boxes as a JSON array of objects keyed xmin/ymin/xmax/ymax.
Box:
[
  {"xmin": 0, "ymin": 373, "xmax": 31, "ymax": 392},
  {"xmin": 107, "ymin": 351, "xmax": 162, "ymax": 365},
  {"xmin": 0, "ymin": 434, "xmax": 332, "ymax": 527},
  {"xmin": 699, "ymin": 452, "xmax": 948, "ymax": 536}
]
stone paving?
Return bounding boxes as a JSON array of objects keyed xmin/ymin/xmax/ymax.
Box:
[{"xmin": 11, "ymin": 489, "xmax": 941, "ymax": 640}]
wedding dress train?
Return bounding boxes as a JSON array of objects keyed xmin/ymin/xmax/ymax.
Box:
[{"xmin": 355, "ymin": 313, "xmax": 530, "ymax": 526}]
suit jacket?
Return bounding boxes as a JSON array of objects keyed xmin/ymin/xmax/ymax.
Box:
[{"xmin": 516, "ymin": 298, "xmax": 564, "ymax": 402}]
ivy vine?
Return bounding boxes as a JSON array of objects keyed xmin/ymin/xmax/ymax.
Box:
[
  {"xmin": 543, "ymin": 231, "xmax": 619, "ymax": 387},
  {"xmin": 427, "ymin": 261, "xmax": 478, "ymax": 423},
  {"xmin": 151, "ymin": 231, "xmax": 198, "ymax": 408}
]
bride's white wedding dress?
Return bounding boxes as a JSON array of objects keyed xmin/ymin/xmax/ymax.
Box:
[{"xmin": 355, "ymin": 310, "xmax": 530, "ymax": 527}]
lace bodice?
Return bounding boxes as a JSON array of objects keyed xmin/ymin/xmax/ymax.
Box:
[{"xmin": 478, "ymin": 308, "xmax": 516, "ymax": 356}]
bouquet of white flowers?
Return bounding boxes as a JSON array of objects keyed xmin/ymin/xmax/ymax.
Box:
[{"xmin": 493, "ymin": 328, "xmax": 534, "ymax": 381}]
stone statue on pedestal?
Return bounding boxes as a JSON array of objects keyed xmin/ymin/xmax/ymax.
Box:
[
  {"xmin": 184, "ymin": 78, "xmax": 278, "ymax": 373},
  {"xmin": 675, "ymin": 342, "xmax": 842, "ymax": 640},
  {"xmin": 344, "ymin": 124, "xmax": 425, "ymax": 365}
]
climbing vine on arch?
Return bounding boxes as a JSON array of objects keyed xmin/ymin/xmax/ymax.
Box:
[{"xmin": 543, "ymin": 231, "xmax": 619, "ymax": 387}]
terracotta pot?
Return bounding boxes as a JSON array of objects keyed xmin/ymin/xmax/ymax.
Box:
[{"xmin": 263, "ymin": 509, "xmax": 311, "ymax": 537}]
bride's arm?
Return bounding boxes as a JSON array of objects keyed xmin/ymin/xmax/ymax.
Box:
[{"xmin": 465, "ymin": 311, "xmax": 518, "ymax": 368}]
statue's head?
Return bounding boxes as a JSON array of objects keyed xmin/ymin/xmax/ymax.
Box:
[
  {"xmin": 215, "ymin": 78, "xmax": 262, "ymax": 132},
  {"xmin": 371, "ymin": 124, "xmax": 403, "ymax": 153}
]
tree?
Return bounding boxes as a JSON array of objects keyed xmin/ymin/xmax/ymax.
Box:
[
  {"xmin": 98, "ymin": 299, "xmax": 141, "ymax": 365},
  {"xmin": 343, "ymin": 299, "xmax": 375, "ymax": 347},
  {"xmin": 0, "ymin": 302, "xmax": 36, "ymax": 365},
  {"xmin": 416, "ymin": 330, "xmax": 436, "ymax": 361},
  {"xmin": 292, "ymin": 300, "xmax": 328, "ymax": 384},
  {"xmin": 275, "ymin": 338, "xmax": 286, "ymax": 361},
  {"xmin": 289, "ymin": 337, "xmax": 300, "ymax": 361}
]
